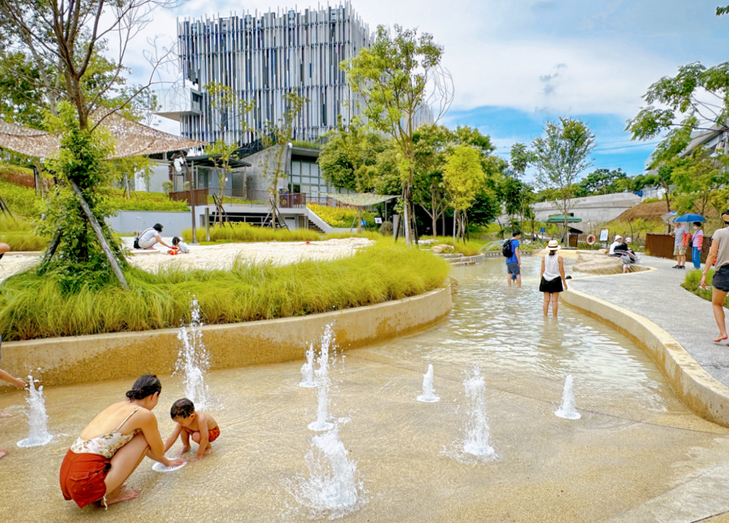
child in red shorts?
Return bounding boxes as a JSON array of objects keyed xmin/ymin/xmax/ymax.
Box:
[{"xmin": 164, "ymin": 398, "xmax": 219, "ymax": 462}]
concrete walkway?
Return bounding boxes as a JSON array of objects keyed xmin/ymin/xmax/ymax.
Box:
[{"xmin": 568, "ymin": 255, "xmax": 729, "ymax": 389}]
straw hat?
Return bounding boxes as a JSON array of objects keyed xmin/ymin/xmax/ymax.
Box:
[
  {"xmin": 547, "ymin": 240, "xmax": 560, "ymax": 251},
  {"xmin": 722, "ymin": 209, "xmax": 729, "ymax": 222}
]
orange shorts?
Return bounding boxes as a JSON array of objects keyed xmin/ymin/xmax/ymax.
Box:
[
  {"xmin": 60, "ymin": 450, "xmax": 111, "ymax": 508},
  {"xmin": 208, "ymin": 426, "xmax": 220, "ymax": 443}
]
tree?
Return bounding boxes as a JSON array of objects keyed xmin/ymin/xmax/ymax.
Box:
[
  {"xmin": 261, "ymin": 91, "xmax": 305, "ymax": 228},
  {"xmin": 412, "ymin": 124, "xmax": 450, "ymax": 236},
  {"xmin": 0, "ymin": 0, "xmax": 178, "ymax": 288},
  {"xmin": 669, "ymin": 148, "xmax": 729, "ymax": 217},
  {"xmin": 578, "ymin": 168, "xmax": 628, "ymax": 195},
  {"xmin": 442, "ymin": 145, "xmax": 484, "ymax": 242},
  {"xmin": 205, "ymin": 82, "xmax": 255, "ymax": 225},
  {"xmin": 343, "ymin": 25, "xmax": 453, "ymax": 244},
  {"xmin": 532, "ymin": 117, "xmax": 596, "ymax": 244}
]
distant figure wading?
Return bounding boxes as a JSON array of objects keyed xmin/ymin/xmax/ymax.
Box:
[{"xmin": 540, "ymin": 240, "xmax": 568, "ymax": 317}]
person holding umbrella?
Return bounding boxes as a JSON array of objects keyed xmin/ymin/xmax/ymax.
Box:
[{"xmin": 700, "ymin": 210, "xmax": 729, "ymax": 343}]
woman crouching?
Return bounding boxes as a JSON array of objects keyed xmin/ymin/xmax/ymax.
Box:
[
  {"xmin": 540, "ymin": 240, "xmax": 568, "ymax": 317},
  {"xmin": 60, "ymin": 375, "xmax": 184, "ymax": 508}
]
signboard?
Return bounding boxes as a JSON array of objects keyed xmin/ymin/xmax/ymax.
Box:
[
  {"xmin": 599, "ymin": 229, "xmax": 609, "ymax": 242},
  {"xmin": 540, "ymin": 227, "xmax": 545, "ymax": 233},
  {"xmin": 374, "ymin": 217, "xmax": 383, "ymax": 224}
]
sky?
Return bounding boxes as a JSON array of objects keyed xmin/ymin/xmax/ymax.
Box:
[{"xmin": 119, "ymin": 0, "xmax": 729, "ymax": 179}]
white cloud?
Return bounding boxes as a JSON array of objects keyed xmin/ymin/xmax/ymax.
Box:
[{"xmin": 108, "ymin": 0, "xmax": 719, "ymax": 136}]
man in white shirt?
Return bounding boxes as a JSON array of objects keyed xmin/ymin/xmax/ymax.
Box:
[
  {"xmin": 136, "ymin": 223, "xmax": 173, "ymax": 250},
  {"xmin": 608, "ymin": 235, "xmax": 623, "ymax": 255}
]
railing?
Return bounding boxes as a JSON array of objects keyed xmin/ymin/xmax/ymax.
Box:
[
  {"xmin": 279, "ymin": 193, "xmax": 306, "ymax": 208},
  {"xmin": 168, "ymin": 188, "xmax": 208, "ymax": 207}
]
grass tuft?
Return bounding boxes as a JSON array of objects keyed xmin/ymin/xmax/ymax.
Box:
[{"xmin": 182, "ymin": 223, "xmax": 322, "ymax": 243}]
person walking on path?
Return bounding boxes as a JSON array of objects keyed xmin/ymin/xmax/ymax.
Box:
[
  {"xmin": 692, "ymin": 222, "xmax": 704, "ymax": 270},
  {"xmin": 700, "ymin": 210, "xmax": 729, "ymax": 343},
  {"xmin": 505, "ymin": 231, "xmax": 522, "ymax": 288},
  {"xmin": 672, "ymin": 221, "xmax": 688, "ymax": 269},
  {"xmin": 540, "ymin": 240, "xmax": 568, "ymax": 317}
]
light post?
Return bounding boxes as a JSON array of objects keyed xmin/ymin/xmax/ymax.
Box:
[{"xmin": 174, "ymin": 153, "xmax": 198, "ymax": 245}]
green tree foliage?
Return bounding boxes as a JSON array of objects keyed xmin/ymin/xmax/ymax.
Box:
[
  {"xmin": 318, "ymin": 119, "xmax": 390, "ymax": 193},
  {"xmin": 532, "ymin": 117, "xmax": 596, "ymax": 243},
  {"xmin": 37, "ymin": 103, "xmax": 127, "ymax": 288},
  {"xmin": 343, "ymin": 25, "xmax": 446, "ymax": 243},
  {"xmin": 442, "ymin": 145, "xmax": 484, "ymax": 242},
  {"xmin": 669, "ymin": 149, "xmax": 729, "ymax": 217},
  {"xmin": 577, "ymin": 168, "xmax": 628, "ymax": 196}
]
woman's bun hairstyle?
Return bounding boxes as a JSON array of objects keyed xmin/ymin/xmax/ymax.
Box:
[{"xmin": 125, "ymin": 374, "xmax": 161, "ymax": 400}]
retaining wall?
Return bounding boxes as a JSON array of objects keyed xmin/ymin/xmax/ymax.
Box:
[
  {"xmin": 0, "ymin": 286, "xmax": 452, "ymax": 389},
  {"xmin": 562, "ymin": 288, "xmax": 729, "ymax": 427}
]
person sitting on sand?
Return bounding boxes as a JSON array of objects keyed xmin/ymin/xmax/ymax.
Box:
[
  {"xmin": 164, "ymin": 398, "xmax": 219, "ymax": 462},
  {"xmin": 60, "ymin": 375, "xmax": 184, "ymax": 508},
  {"xmin": 0, "ymin": 364, "xmax": 27, "ymax": 459},
  {"xmin": 171, "ymin": 236, "xmax": 190, "ymax": 254}
]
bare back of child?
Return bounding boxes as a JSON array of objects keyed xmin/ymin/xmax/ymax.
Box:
[{"xmin": 164, "ymin": 398, "xmax": 219, "ymax": 462}]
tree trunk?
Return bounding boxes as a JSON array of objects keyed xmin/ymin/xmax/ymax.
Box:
[{"xmin": 69, "ymin": 180, "xmax": 129, "ymax": 290}]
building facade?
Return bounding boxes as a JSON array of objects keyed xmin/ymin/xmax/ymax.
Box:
[{"xmin": 176, "ymin": 3, "xmax": 372, "ymax": 145}]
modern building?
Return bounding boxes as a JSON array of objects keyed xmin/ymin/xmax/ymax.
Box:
[{"xmin": 170, "ymin": 2, "xmax": 372, "ymax": 145}]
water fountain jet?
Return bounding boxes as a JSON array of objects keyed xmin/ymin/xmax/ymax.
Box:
[
  {"xmin": 299, "ymin": 344, "xmax": 317, "ymax": 388},
  {"xmin": 462, "ymin": 366, "xmax": 496, "ymax": 460},
  {"xmin": 175, "ymin": 297, "xmax": 210, "ymax": 409},
  {"xmin": 417, "ymin": 364, "xmax": 440, "ymax": 403},
  {"xmin": 555, "ymin": 375, "xmax": 581, "ymax": 420},
  {"xmin": 17, "ymin": 375, "xmax": 52, "ymax": 448},
  {"xmin": 308, "ymin": 325, "xmax": 335, "ymax": 432}
]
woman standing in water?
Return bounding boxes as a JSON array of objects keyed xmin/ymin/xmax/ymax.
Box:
[
  {"xmin": 60, "ymin": 375, "xmax": 184, "ymax": 508},
  {"xmin": 540, "ymin": 240, "xmax": 568, "ymax": 317}
]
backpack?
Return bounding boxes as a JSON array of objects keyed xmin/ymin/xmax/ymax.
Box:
[{"xmin": 502, "ymin": 239, "xmax": 513, "ymax": 258}]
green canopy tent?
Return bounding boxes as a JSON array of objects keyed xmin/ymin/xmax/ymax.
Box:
[{"xmin": 543, "ymin": 214, "xmax": 583, "ymax": 243}]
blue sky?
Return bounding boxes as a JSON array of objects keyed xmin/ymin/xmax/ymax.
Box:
[{"xmin": 122, "ymin": 0, "xmax": 729, "ymax": 180}]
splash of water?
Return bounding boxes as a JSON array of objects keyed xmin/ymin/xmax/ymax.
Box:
[
  {"xmin": 175, "ymin": 297, "xmax": 210, "ymax": 409},
  {"xmin": 417, "ymin": 364, "xmax": 440, "ymax": 403},
  {"xmin": 462, "ymin": 366, "xmax": 497, "ymax": 460},
  {"xmin": 299, "ymin": 344, "xmax": 317, "ymax": 388},
  {"xmin": 289, "ymin": 427, "xmax": 363, "ymax": 519},
  {"xmin": 17, "ymin": 375, "xmax": 52, "ymax": 448},
  {"xmin": 308, "ymin": 324, "xmax": 335, "ymax": 432},
  {"xmin": 555, "ymin": 375, "xmax": 581, "ymax": 420}
]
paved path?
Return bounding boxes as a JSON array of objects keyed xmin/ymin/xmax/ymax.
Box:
[{"xmin": 569, "ymin": 254, "xmax": 729, "ymax": 388}]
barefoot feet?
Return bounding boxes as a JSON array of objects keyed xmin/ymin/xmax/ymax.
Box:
[
  {"xmin": 0, "ymin": 412, "xmax": 14, "ymax": 418},
  {"xmin": 104, "ymin": 487, "xmax": 141, "ymax": 506},
  {"xmin": 0, "ymin": 449, "xmax": 7, "ymax": 459},
  {"xmin": 714, "ymin": 335, "xmax": 728, "ymax": 343}
]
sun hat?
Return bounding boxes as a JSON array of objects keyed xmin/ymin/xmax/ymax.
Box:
[
  {"xmin": 625, "ymin": 237, "xmax": 631, "ymax": 242},
  {"xmin": 547, "ymin": 240, "xmax": 560, "ymax": 251},
  {"xmin": 722, "ymin": 209, "xmax": 729, "ymax": 222},
  {"xmin": 615, "ymin": 234, "xmax": 623, "ymax": 240}
]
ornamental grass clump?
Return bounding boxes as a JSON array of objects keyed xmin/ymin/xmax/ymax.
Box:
[
  {"xmin": 0, "ymin": 241, "xmax": 450, "ymax": 341},
  {"xmin": 182, "ymin": 223, "xmax": 322, "ymax": 243}
]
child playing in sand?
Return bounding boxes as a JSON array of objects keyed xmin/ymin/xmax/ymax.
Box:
[
  {"xmin": 0, "ymin": 367, "xmax": 27, "ymax": 459},
  {"xmin": 164, "ymin": 398, "xmax": 219, "ymax": 461},
  {"xmin": 170, "ymin": 236, "xmax": 190, "ymax": 254}
]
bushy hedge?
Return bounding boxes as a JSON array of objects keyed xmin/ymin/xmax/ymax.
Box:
[
  {"xmin": 307, "ymin": 203, "xmax": 375, "ymax": 228},
  {"xmin": 108, "ymin": 190, "xmax": 189, "ymax": 212},
  {"xmin": 0, "ymin": 180, "xmax": 40, "ymax": 218},
  {"xmin": 0, "ymin": 240, "xmax": 450, "ymax": 340},
  {"xmin": 682, "ymin": 269, "xmax": 715, "ymax": 303}
]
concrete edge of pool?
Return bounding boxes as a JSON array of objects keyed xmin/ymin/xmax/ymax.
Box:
[
  {"xmin": 562, "ymin": 287, "xmax": 729, "ymax": 428},
  {"xmin": 0, "ymin": 285, "xmax": 452, "ymax": 389}
]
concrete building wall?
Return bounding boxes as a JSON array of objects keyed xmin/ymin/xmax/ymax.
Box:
[{"xmin": 519, "ymin": 193, "xmax": 642, "ymax": 225}]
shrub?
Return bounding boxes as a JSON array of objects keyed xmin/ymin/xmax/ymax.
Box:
[
  {"xmin": 379, "ymin": 220, "xmax": 393, "ymax": 235},
  {"xmin": 0, "ymin": 180, "xmax": 40, "ymax": 218},
  {"xmin": 682, "ymin": 268, "xmax": 714, "ymax": 303},
  {"xmin": 307, "ymin": 203, "xmax": 375, "ymax": 228},
  {"xmin": 182, "ymin": 223, "xmax": 322, "ymax": 243},
  {"xmin": 0, "ymin": 241, "xmax": 450, "ymax": 340},
  {"xmin": 107, "ymin": 189, "xmax": 189, "ymax": 212},
  {"xmin": 0, "ymin": 231, "xmax": 49, "ymax": 251}
]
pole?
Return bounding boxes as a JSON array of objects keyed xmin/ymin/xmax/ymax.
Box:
[
  {"xmin": 186, "ymin": 161, "xmax": 197, "ymax": 245},
  {"xmin": 205, "ymin": 207, "xmax": 210, "ymax": 241}
]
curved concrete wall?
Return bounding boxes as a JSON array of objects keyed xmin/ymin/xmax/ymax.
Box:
[
  {"xmin": 562, "ymin": 288, "xmax": 729, "ymax": 427},
  {"xmin": 0, "ymin": 286, "xmax": 452, "ymax": 389}
]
